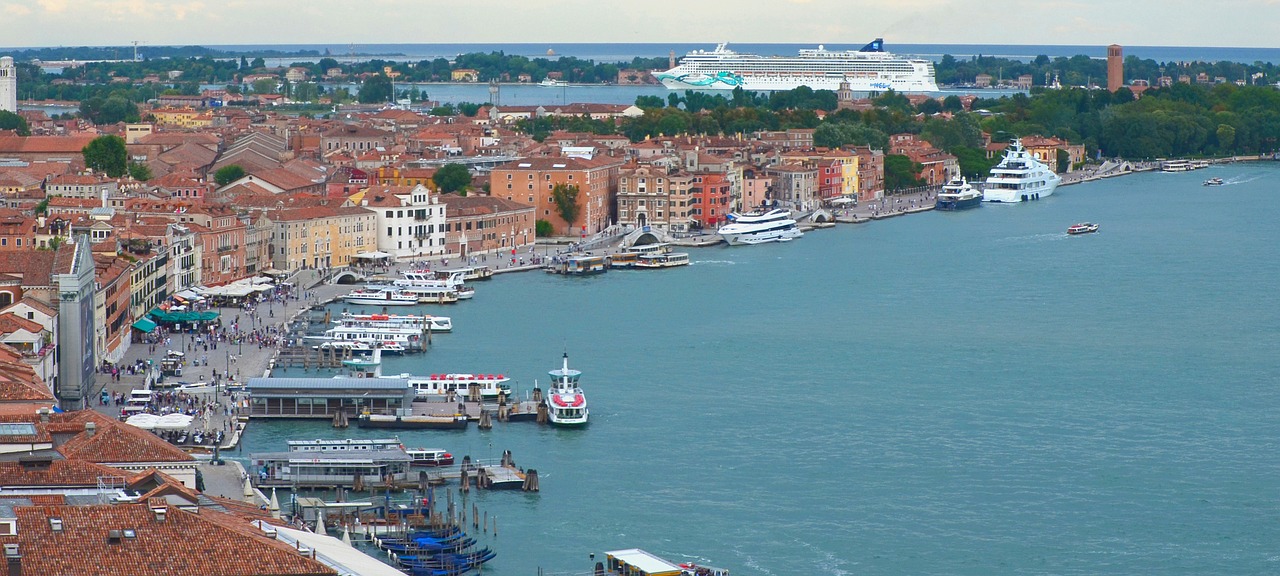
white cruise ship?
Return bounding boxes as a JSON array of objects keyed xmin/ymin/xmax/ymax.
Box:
[
  {"xmin": 656, "ymin": 39, "xmax": 938, "ymax": 92},
  {"xmin": 717, "ymin": 209, "xmax": 804, "ymax": 245},
  {"xmin": 981, "ymin": 140, "xmax": 1062, "ymax": 203}
]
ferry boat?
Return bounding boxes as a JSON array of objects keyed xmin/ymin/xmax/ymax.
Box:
[
  {"xmin": 357, "ymin": 411, "xmax": 469, "ymax": 430},
  {"xmin": 717, "ymin": 209, "xmax": 803, "ymax": 245},
  {"xmin": 313, "ymin": 340, "xmax": 407, "ymax": 354},
  {"xmin": 343, "ymin": 286, "xmax": 419, "ymax": 306},
  {"xmin": 314, "ymin": 325, "xmax": 426, "ymax": 349},
  {"xmin": 440, "ymin": 266, "xmax": 493, "ymax": 281},
  {"xmin": 549, "ymin": 254, "xmax": 608, "ymax": 275},
  {"xmin": 287, "ymin": 438, "xmax": 403, "ymax": 453},
  {"xmin": 981, "ymin": 140, "xmax": 1062, "ymax": 203},
  {"xmin": 1067, "ymin": 222, "xmax": 1099, "ymax": 235},
  {"xmin": 656, "ymin": 39, "xmax": 938, "ymax": 93},
  {"xmin": 635, "ymin": 252, "xmax": 690, "ymax": 269},
  {"xmin": 1203, "ymin": 177, "xmax": 1224, "ymax": 186},
  {"xmin": 605, "ymin": 549, "xmax": 730, "ymax": 576},
  {"xmin": 544, "ymin": 353, "xmax": 588, "ymax": 427},
  {"xmin": 336, "ymin": 312, "xmax": 452, "ymax": 333},
  {"xmin": 339, "ymin": 349, "xmax": 511, "ymax": 400},
  {"xmin": 251, "ymin": 444, "xmax": 412, "ymax": 488},
  {"xmin": 538, "ymin": 78, "xmax": 568, "ymax": 87},
  {"xmin": 934, "ymin": 177, "xmax": 982, "ymax": 211},
  {"xmin": 607, "ymin": 251, "xmax": 641, "ymax": 269},
  {"xmin": 393, "ymin": 271, "xmax": 473, "ymax": 299},
  {"xmin": 371, "ymin": 283, "xmax": 459, "ymax": 304},
  {"xmin": 1161, "ymin": 159, "xmax": 1192, "ymax": 172},
  {"xmin": 405, "ymin": 448, "xmax": 454, "ymax": 467}
]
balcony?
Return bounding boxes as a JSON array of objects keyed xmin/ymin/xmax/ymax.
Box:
[{"xmin": 217, "ymin": 245, "xmax": 236, "ymax": 253}]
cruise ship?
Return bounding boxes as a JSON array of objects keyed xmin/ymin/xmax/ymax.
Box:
[
  {"xmin": 717, "ymin": 209, "xmax": 803, "ymax": 245},
  {"xmin": 656, "ymin": 39, "xmax": 938, "ymax": 92},
  {"xmin": 981, "ymin": 140, "xmax": 1062, "ymax": 203}
]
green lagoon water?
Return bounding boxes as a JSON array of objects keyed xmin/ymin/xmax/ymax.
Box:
[{"xmin": 243, "ymin": 164, "xmax": 1280, "ymax": 575}]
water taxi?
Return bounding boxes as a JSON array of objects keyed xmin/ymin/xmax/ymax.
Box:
[
  {"xmin": 405, "ymin": 448, "xmax": 454, "ymax": 466},
  {"xmin": 635, "ymin": 252, "xmax": 690, "ymax": 269},
  {"xmin": 1067, "ymin": 222, "xmax": 1099, "ymax": 235},
  {"xmin": 1204, "ymin": 177, "xmax": 1224, "ymax": 186}
]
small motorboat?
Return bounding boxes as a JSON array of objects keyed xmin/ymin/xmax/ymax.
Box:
[
  {"xmin": 1203, "ymin": 177, "xmax": 1224, "ymax": 186},
  {"xmin": 1067, "ymin": 222, "xmax": 1099, "ymax": 235}
]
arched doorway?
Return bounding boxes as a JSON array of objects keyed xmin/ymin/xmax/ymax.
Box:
[{"xmin": 636, "ymin": 212, "xmax": 648, "ymax": 228}]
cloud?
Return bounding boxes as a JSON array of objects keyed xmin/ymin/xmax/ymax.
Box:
[
  {"xmin": 36, "ymin": 0, "xmax": 67, "ymax": 12},
  {"xmin": 3, "ymin": 3, "xmax": 32, "ymax": 15}
]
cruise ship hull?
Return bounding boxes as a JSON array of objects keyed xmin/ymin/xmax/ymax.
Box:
[{"xmin": 658, "ymin": 75, "xmax": 938, "ymax": 93}]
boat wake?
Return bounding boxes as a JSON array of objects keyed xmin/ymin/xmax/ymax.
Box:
[
  {"xmin": 1223, "ymin": 174, "xmax": 1263, "ymax": 185},
  {"xmin": 995, "ymin": 233, "xmax": 1066, "ymax": 244},
  {"xmin": 693, "ymin": 260, "xmax": 737, "ymax": 266}
]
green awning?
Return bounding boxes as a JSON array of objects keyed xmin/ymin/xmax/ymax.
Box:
[
  {"xmin": 147, "ymin": 309, "xmax": 220, "ymax": 324},
  {"xmin": 132, "ymin": 318, "xmax": 158, "ymax": 333}
]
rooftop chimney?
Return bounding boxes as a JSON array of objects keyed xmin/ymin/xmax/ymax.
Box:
[
  {"xmin": 4, "ymin": 543, "xmax": 19, "ymax": 576},
  {"xmin": 36, "ymin": 408, "xmax": 49, "ymax": 423},
  {"xmin": 84, "ymin": 421, "xmax": 96, "ymax": 437}
]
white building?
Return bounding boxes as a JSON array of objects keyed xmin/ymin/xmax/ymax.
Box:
[
  {"xmin": 0, "ymin": 56, "xmax": 16, "ymax": 113},
  {"xmin": 360, "ymin": 184, "xmax": 447, "ymax": 261}
]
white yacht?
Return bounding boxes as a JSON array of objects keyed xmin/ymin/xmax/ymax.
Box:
[
  {"xmin": 934, "ymin": 177, "xmax": 982, "ymax": 211},
  {"xmin": 393, "ymin": 271, "xmax": 473, "ymax": 300},
  {"xmin": 544, "ymin": 352, "xmax": 588, "ymax": 427},
  {"xmin": 717, "ymin": 209, "xmax": 803, "ymax": 245},
  {"xmin": 981, "ymin": 140, "xmax": 1062, "ymax": 203}
]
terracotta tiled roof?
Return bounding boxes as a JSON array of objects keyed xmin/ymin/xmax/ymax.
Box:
[
  {"xmin": 56, "ymin": 411, "xmax": 195, "ymax": 464},
  {"xmin": 274, "ymin": 205, "xmax": 372, "ymax": 222},
  {"xmin": 1, "ymin": 503, "xmax": 337, "ymax": 576},
  {"xmin": 0, "ymin": 249, "xmax": 58, "ymax": 287},
  {"xmin": 0, "ymin": 459, "xmax": 127, "ymax": 487},
  {"xmin": 0, "ymin": 135, "xmax": 96, "ymax": 154},
  {"xmin": 0, "ymin": 312, "xmax": 44, "ymax": 335},
  {"xmin": 438, "ymin": 193, "xmax": 533, "ymax": 216}
]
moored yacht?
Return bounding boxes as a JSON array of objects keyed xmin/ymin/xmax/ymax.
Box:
[
  {"xmin": 935, "ymin": 177, "xmax": 982, "ymax": 211},
  {"xmin": 981, "ymin": 139, "xmax": 1062, "ymax": 203},
  {"xmin": 717, "ymin": 208, "xmax": 803, "ymax": 245},
  {"xmin": 544, "ymin": 352, "xmax": 588, "ymax": 427}
]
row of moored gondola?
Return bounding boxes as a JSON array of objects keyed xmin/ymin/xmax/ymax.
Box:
[{"xmin": 373, "ymin": 525, "xmax": 497, "ymax": 575}]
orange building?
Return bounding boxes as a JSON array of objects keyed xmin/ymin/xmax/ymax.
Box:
[
  {"xmin": 1107, "ymin": 44, "xmax": 1123, "ymax": 93},
  {"xmin": 491, "ymin": 157, "xmax": 622, "ymax": 237}
]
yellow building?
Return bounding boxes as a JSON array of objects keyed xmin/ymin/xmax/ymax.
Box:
[
  {"xmin": 451, "ymin": 69, "xmax": 480, "ymax": 82},
  {"xmin": 271, "ymin": 205, "xmax": 376, "ymax": 271},
  {"xmin": 149, "ymin": 107, "xmax": 212, "ymax": 129}
]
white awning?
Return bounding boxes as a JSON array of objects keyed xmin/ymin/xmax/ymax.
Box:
[
  {"xmin": 353, "ymin": 251, "xmax": 391, "ymax": 259},
  {"xmin": 263, "ymin": 523, "xmax": 406, "ymax": 576}
]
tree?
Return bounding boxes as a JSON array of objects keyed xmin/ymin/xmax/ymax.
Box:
[
  {"xmin": 128, "ymin": 162, "xmax": 153, "ymax": 182},
  {"xmin": 251, "ymin": 78, "xmax": 277, "ymax": 94},
  {"xmin": 635, "ymin": 95, "xmax": 665, "ymax": 109},
  {"xmin": 0, "ymin": 110, "xmax": 30, "ymax": 136},
  {"xmin": 550, "ymin": 183, "xmax": 581, "ymax": 234},
  {"xmin": 82, "ymin": 135, "xmax": 127, "ymax": 177},
  {"xmin": 884, "ymin": 154, "xmax": 924, "ymax": 191},
  {"xmin": 358, "ymin": 74, "xmax": 393, "ymax": 103},
  {"xmin": 250, "ymin": 57, "xmax": 265, "ymax": 69},
  {"xmin": 432, "ymin": 164, "xmax": 472, "ymax": 194},
  {"xmin": 535, "ymin": 219, "xmax": 554, "ymax": 237},
  {"xmin": 214, "ymin": 164, "xmax": 246, "ymax": 186},
  {"xmin": 317, "ymin": 57, "xmax": 339, "ymax": 72},
  {"xmin": 1215, "ymin": 123, "xmax": 1236, "ymax": 151}
]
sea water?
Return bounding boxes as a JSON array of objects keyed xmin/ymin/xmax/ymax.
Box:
[{"xmin": 242, "ymin": 164, "xmax": 1280, "ymax": 575}]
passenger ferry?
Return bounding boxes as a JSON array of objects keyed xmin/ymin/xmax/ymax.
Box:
[
  {"xmin": 287, "ymin": 438, "xmax": 403, "ymax": 453},
  {"xmin": 371, "ymin": 283, "xmax": 460, "ymax": 304},
  {"xmin": 343, "ymin": 286, "xmax": 419, "ymax": 306},
  {"xmin": 411, "ymin": 373, "xmax": 511, "ymax": 400},
  {"xmin": 313, "ymin": 340, "xmax": 407, "ymax": 354},
  {"xmin": 252, "ymin": 443, "xmax": 412, "ymax": 487},
  {"xmin": 1067, "ymin": 222, "xmax": 1099, "ymax": 235},
  {"xmin": 336, "ymin": 312, "xmax": 452, "ymax": 332},
  {"xmin": 440, "ymin": 266, "xmax": 493, "ymax": 281},
  {"xmin": 656, "ymin": 39, "xmax": 938, "ymax": 92},
  {"xmin": 607, "ymin": 251, "xmax": 641, "ymax": 269},
  {"xmin": 934, "ymin": 177, "xmax": 982, "ymax": 211},
  {"xmin": 635, "ymin": 252, "xmax": 690, "ymax": 269},
  {"xmin": 315, "ymin": 325, "xmax": 426, "ymax": 349},
  {"xmin": 393, "ymin": 271, "xmax": 473, "ymax": 299},
  {"xmin": 405, "ymin": 448, "xmax": 454, "ymax": 467},
  {"xmin": 717, "ymin": 209, "xmax": 803, "ymax": 245},
  {"xmin": 981, "ymin": 139, "xmax": 1062, "ymax": 203},
  {"xmin": 549, "ymin": 254, "xmax": 608, "ymax": 275},
  {"xmin": 545, "ymin": 353, "xmax": 588, "ymax": 427}
]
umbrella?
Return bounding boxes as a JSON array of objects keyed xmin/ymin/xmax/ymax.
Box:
[
  {"xmin": 154, "ymin": 413, "xmax": 194, "ymax": 430},
  {"xmin": 125, "ymin": 413, "xmax": 160, "ymax": 430}
]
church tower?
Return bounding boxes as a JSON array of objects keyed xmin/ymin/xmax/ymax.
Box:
[
  {"xmin": 0, "ymin": 56, "xmax": 17, "ymax": 113},
  {"xmin": 1106, "ymin": 44, "xmax": 1123, "ymax": 92}
]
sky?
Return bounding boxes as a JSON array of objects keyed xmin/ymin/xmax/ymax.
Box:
[{"xmin": 1, "ymin": 0, "xmax": 1278, "ymax": 48}]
